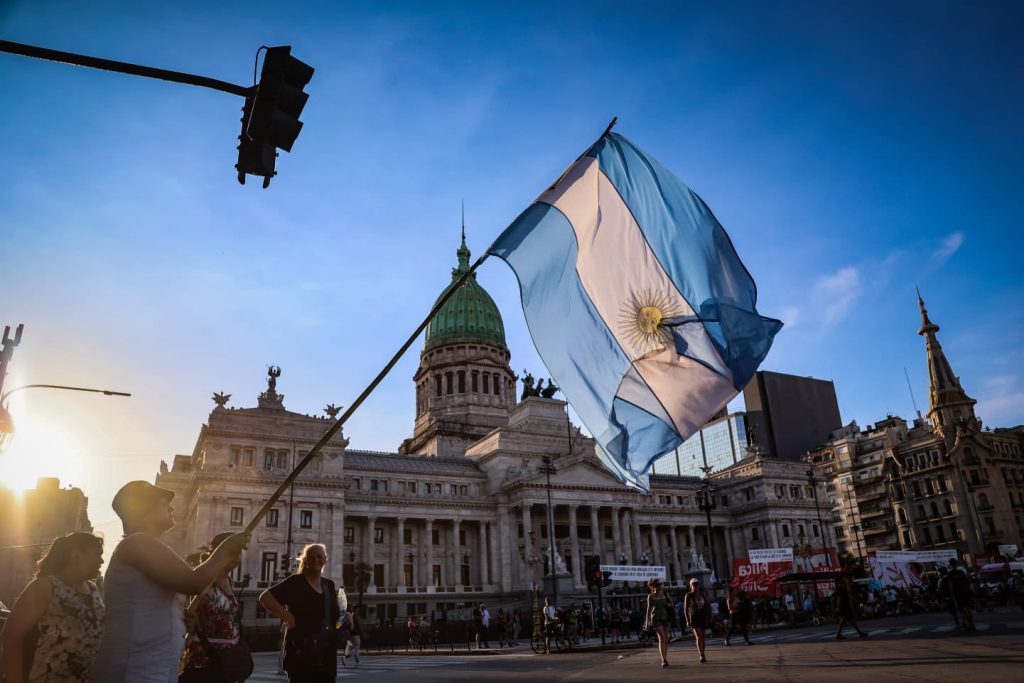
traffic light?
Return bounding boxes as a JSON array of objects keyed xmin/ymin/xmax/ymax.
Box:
[
  {"xmin": 236, "ymin": 45, "xmax": 314, "ymax": 188},
  {"xmin": 602, "ymin": 570, "xmax": 613, "ymax": 587},
  {"xmin": 280, "ymin": 555, "xmax": 290, "ymax": 575},
  {"xmin": 585, "ymin": 555, "xmax": 601, "ymax": 593}
]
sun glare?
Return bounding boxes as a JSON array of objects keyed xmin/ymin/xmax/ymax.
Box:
[{"xmin": 0, "ymin": 415, "xmax": 84, "ymax": 493}]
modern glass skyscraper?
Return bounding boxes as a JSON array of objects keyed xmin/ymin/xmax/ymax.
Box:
[{"xmin": 651, "ymin": 413, "xmax": 749, "ymax": 477}]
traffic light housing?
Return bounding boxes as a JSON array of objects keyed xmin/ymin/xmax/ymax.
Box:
[
  {"xmin": 236, "ymin": 45, "xmax": 314, "ymax": 188},
  {"xmin": 602, "ymin": 570, "xmax": 613, "ymax": 587},
  {"xmin": 585, "ymin": 555, "xmax": 601, "ymax": 593},
  {"xmin": 280, "ymin": 555, "xmax": 290, "ymax": 575}
]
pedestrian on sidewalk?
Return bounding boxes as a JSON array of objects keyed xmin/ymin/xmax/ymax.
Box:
[
  {"xmin": 725, "ymin": 587, "xmax": 754, "ymax": 646},
  {"xmin": 259, "ymin": 543, "xmax": 342, "ymax": 681},
  {"xmin": 645, "ymin": 578, "xmax": 672, "ymax": 668},
  {"xmin": 542, "ymin": 597, "xmax": 557, "ymax": 655},
  {"xmin": 609, "ymin": 602, "xmax": 622, "ymax": 644},
  {"xmin": 343, "ymin": 607, "xmax": 362, "ymax": 666},
  {"xmin": 833, "ymin": 578, "xmax": 869, "ymax": 640},
  {"xmin": 480, "ymin": 603, "xmax": 491, "ymax": 648},
  {"xmin": 947, "ymin": 559, "xmax": 976, "ymax": 631},
  {"xmin": 684, "ymin": 578, "xmax": 712, "ymax": 663},
  {"xmin": 2, "ymin": 532, "xmax": 105, "ymax": 683}
]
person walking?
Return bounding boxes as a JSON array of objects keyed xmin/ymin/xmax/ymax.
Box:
[
  {"xmin": 609, "ymin": 602, "xmax": 622, "ymax": 644},
  {"xmin": 542, "ymin": 596, "xmax": 557, "ymax": 654},
  {"xmin": 90, "ymin": 481, "xmax": 247, "ymax": 683},
  {"xmin": 259, "ymin": 543, "xmax": 341, "ymax": 681},
  {"xmin": 947, "ymin": 559, "xmax": 976, "ymax": 631},
  {"xmin": 645, "ymin": 578, "xmax": 672, "ymax": 668},
  {"xmin": 724, "ymin": 587, "xmax": 754, "ymax": 646},
  {"xmin": 481, "ymin": 603, "xmax": 491, "ymax": 648},
  {"xmin": 343, "ymin": 606, "xmax": 362, "ymax": 665},
  {"xmin": 2, "ymin": 532, "xmax": 105, "ymax": 683},
  {"xmin": 834, "ymin": 578, "xmax": 869, "ymax": 640},
  {"xmin": 179, "ymin": 532, "xmax": 251, "ymax": 683},
  {"xmin": 684, "ymin": 578, "xmax": 712, "ymax": 663},
  {"xmin": 510, "ymin": 609, "xmax": 522, "ymax": 646}
]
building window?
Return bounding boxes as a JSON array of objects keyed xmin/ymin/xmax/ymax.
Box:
[
  {"xmin": 353, "ymin": 478, "xmax": 361, "ymax": 490},
  {"xmin": 277, "ymin": 452, "xmax": 288, "ymax": 469},
  {"xmin": 482, "ymin": 373, "xmax": 490, "ymax": 394},
  {"xmin": 492, "ymin": 374, "xmax": 500, "ymax": 395},
  {"xmin": 300, "ymin": 510, "xmax": 313, "ymax": 529},
  {"xmin": 374, "ymin": 527, "xmax": 385, "ymax": 543},
  {"xmin": 230, "ymin": 507, "xmax": 244, "ymax": 526},
  {"xmin": 459, "ymin": 485, "xmax": 468, "ymax": 496},
  {"xmin": 434, "ymin": 376, "xmax": 442, "ymax": 397},
  {"xmin": 450, "ymin": 484, "xmax": 458, "ymax": 496},
  {"xmin": 408, "ymin": 481, "xmax": 417, "ymax": 494},
  {"xmin": 446, "ymin": 372, "xmax": 453, "ymax": 395},
  {"xmin": 458, "ymin": 371, "xmax": 466, "ymax": 393},
  {"xmin": 432, "ymin": 529, "xmax": 440, "ymax": 545},
  {"xmin": 751, "ymin": 527, "xmax": 760, "ymax": 541},
  {"xmin": 404, "ymin": 528, "xmax": 413, "ymax": 544},
  {"xmin": 344, "ymin": 527, "xmax": 354, "ymax": 542},
  {"xmin": 781, "ymin": 524, "xmax": 790, "ymax": 537},
  {"xmin": 424, "ymin": 483, "xmax": 432, "ymax": 494},
  {"xmin": 261, "ymin": 552, "xmax": 277, "ymax": 582},
  {"xmin": 813, "ymin": 524, "xmax": 820, "ymax": 537},
  {"xmin": 266, "ymin": 509, "xmax": 279, "ymax": 527},
  {"xmin": 472, "ymin": 371, "xmax": 479, "ymax": 392},
  {"xmin": 604, "ymin": 525, "xmax": 613, "ymax": 540},
  {"xmin": 265, "ymin": 451, "xmax": 275, "ymax": 470},
  {"xmin": 231, "ymin": 447, "xmax": 241, "ymax": 466}
]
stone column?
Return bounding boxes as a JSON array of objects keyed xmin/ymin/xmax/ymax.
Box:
[
  {"xmin": 396, "ymin": 517, "xmax": 406, "ymax": 591},
  {"xmin": 590, "ymin": 507, "xmax": 602, "ymax": 561},
  {"xmin": 622, "ymin": 509, "xmax": 633, "ymax": 561},
  {"xmin": 686, "ymin": 526, "xmax": 696, "ymax": 572},
  {"xmin": 611, "ymin": 507, "xmax": 622, "ymax": 561},
  {"xmin": 477, "ymin": 524, "xmax": 489, "ymax": 589},
  {"xmin": 453, "ymin": 519, "xmax": 462, "ymax": 590},
  {"xmin": 331, "ymin": 503, "xmax": 345, "ymax": 582},
  {"xmin": 667, "ymin": 525, "xmax": 681, "ymax": 583},
  {"xmin": 521, "ymin": 504, "xmax": 533, "ymax": 581},
  {"xmin": 498, "ymin": 506, "xmax": 513, "ymax": 592},
  {"xmin": 766, "ymin": 518, "xmax": 777, "ymax": 547},
  {"xmin": 568, "ymin": 505, "xmax": 582, "ymax": 586},
  {"xmin": 366, "ymin": 515, "xmax": 377, "ymax": 590},
  {"xmin": 423, "ymin": 518, "xmax": 434, "ymax": 591},
  {"xmin": 648, "ymin": 525, "xmax": 658, "ymax": 566},
  {"xmin": 632, "ymin": 511, "xmax": 643, "ymax": 562}
]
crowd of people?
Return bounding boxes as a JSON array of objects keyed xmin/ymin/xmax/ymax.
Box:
[
  {"xmin": 3, "ymin": 478, "xmax": 1022, "ymax": 682},
  {"xmin": 0, "ymin": 480, "xmax": 347, "ymax": 683}
]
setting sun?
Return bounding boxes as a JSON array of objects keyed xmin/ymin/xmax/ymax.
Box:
[{"xmin": 0, "ymin": 413, "xmax": 84, "ymax": 492}]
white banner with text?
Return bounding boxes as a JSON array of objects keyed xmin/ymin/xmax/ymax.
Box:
[{"xmin": 600, "ymin": 565, "xmax": 667, "ymax": 581}]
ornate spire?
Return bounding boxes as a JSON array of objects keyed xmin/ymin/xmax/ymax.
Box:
[
  {"xmin": 916, "ymin": 291, "xmax": 975, "ymax": 442},
  {"xmin": 454, "ymin": 203, "xmax": 472, "ymax": 276}
]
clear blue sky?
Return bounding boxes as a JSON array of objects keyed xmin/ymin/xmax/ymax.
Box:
[{"xmin": 2, "ymin": 1, "xmax": 1022, "ymax": 539}]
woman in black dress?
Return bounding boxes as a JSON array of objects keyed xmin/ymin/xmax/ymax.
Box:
[
  {"xmin": 259, "ymin": 544, "xmax": 341, "ymax": 683},
  {"xmin": 684, "ymin": 578, "xmax": 712, "ymax": 663}
]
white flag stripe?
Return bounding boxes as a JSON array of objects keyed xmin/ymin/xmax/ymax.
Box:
[{"xmin": 539, "ymin": 155, "xmax": 735, "ymax": 436}]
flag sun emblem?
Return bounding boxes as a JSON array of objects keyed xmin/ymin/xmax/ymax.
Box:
[{"xmin": 618, "ymin": 289, "xmax": 682, "ymax": 353}]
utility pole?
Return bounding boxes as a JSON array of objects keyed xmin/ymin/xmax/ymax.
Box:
[
  {"xmin": 807, "ymin": 468, "xmax": 832, "ymax": 566},
  {"xmin": 696, "ymin": 466, "xmax": 718, "ymax": 583},
  {"xmin": 540, "ymin": 455, "xmax": 558, "ymax": 607}
]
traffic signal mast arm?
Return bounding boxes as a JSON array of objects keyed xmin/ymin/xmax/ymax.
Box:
[{"xmin": 0, "ymin": 40, "xmax": 252, "ymax": 97}]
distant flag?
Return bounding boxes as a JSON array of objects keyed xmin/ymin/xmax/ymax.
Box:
[{"xmin": 488, "ymin": 131, "xmax": 781, "ymax": 491}]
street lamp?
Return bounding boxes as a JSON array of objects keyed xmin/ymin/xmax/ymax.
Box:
[
  {"xmin": 696, "ymin": 477, "xmax": 718, "ymax": 582},
  {"xmin": 540, "ymin": 455, "xmax": 559, "ymax": 608},
  {"xmin": 1, "ymin": 384, "xmax": 132, "ymax": 452},
  {"xmin": 527, "ymin": 531, "xmax": 542, "ymax": 641},
  {"xmin": 806, "ymin": 469, "xmax": 832, "ymax": 567}
]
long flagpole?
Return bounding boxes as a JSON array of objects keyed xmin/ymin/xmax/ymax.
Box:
[{"xmin": 242, "ymin": 252, "xmax": 489, "ymax": 535}]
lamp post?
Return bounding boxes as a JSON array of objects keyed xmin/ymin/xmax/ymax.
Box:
[
  {"xmin": 806, "ymin": 469, "xmax": 831, "ymax": 567},
  {"xmin": 696, "ymin": 475, "xmax": 718, "ymax": 583},
  {"xmin": 527, "ymin": 531, "xmax": 542, "ymax": 641},
  {"xmin": 540, "ymin": 455, "xmax": 559, "ymax": 608}
]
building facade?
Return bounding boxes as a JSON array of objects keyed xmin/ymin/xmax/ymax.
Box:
[
  {"xmin": 744, "ymin": 370, "xmax": 842, "ymax": 461},
  {"xmin": 0, "ymin": 477, "xmax": 92, "ymax": 606},
  {"xmin": 808, "ymin": 295, "xmax": 1024, "ymax": 564},
  {"xmin": 651, "ymin": 412, "xmax": 750, "ymax": 477},
  {"xmin": 154, "ymin": 237, "xmax": 831, "ymax": 629}
]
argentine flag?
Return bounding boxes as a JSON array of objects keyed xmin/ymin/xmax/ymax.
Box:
[{"xmin": 488, "ymin": 132, "xmax": 781, "ymax": 491}]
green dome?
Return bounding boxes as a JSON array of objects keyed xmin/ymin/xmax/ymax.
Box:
[{"xmin": 425, "ymin": 236, "xmax": 506, "ymax": 350}]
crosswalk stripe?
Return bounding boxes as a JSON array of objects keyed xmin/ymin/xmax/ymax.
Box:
[
  {"xmin": 895, "ymin": 628, "xmax": 921, "ymax": 634},
  {"xmin": 933, "ymin": 625, "xmax": 956, "ymax": 632}
]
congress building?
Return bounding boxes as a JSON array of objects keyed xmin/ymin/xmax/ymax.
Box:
[{"xmin": 154, "ymin": 236, "xmax": 828, "ymax": 629}]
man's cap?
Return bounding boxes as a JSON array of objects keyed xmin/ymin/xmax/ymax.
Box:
[
  {"xmin": 689, "ymin": 578, "xmax": 701, "ymax": 585},
  {"xmin": 111, "ymin": 480, "xmax": 175, "ymax": 520}
]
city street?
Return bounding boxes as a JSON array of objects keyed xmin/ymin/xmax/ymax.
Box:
[{"xmin": 249, "ymin": 609, "xmax": 1024, "ymax": 682}]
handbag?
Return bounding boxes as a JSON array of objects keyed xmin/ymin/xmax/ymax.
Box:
[{"xmin": 194, "ymin": 629, "xmax": 254, "ymax": 683}]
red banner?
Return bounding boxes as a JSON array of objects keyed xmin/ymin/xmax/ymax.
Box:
[{"xmin": 731, "ymin": 548, "xmax": 838, "ymax": 596}]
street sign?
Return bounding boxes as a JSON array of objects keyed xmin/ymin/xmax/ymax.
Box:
[{"xmin": 599, "ymin": 564, "xmax": 666, "ymax": 582}]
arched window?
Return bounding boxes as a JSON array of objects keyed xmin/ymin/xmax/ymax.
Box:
[
  {"xmin": 917, "ymin": 505, "xmax": 926, "ymax": 520},
  {"xmin": 979, "ymin": 492, "xmax": 990, "ymax": 508},
  {"xmin": 445, "ymin": 372, "xmax": 453, "ymax": 395},
  {"xmin": 482, "ymin": 373, "xmax": 490, "ymax": 394},
  {"xmin": 471, "ymin": 371, "xmax": 479, "ymax": 393},
  {"xmin": 944, "ymin": 499, "xmax": 953, "ymax": 516},
  {"xmin": 492, "ymin": 373, "xmax": 500, "ymax": 395},
  {"xmin": 434, "ymin": 375, "xmax": 442, "ymax": 397},
  {"xmin": 898, "ymin": 508, "xmax": 908, "ymax": 524},
  {"xmin": 458, "ymin": 371, "xmax": 466, "ymax": 393},
  {"xmin": 930, "ymin": 501, "xmax": 939, "ymax": 518}
]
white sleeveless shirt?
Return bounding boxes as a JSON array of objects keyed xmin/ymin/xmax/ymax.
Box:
[{"xmin": 89, "ymin": 550, "xmax": 186, "ymax": 683}]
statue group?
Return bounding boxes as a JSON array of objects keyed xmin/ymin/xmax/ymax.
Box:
[{"xmin": 520, "ymin": 370, "xmax": 560, "ymax": 400}]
